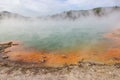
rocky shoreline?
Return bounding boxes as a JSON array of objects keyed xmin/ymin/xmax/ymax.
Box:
[{"xmin": 0, "ymin": 61, "xmax": 120, "ymax": 80}]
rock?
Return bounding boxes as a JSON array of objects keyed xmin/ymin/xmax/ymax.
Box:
[
  {"xmin": 40, "ymin": 59, "xmax": 46, "ymax": 63},
  {"xmin": 0, "ymin": 42, "xmax": 18, "ymax": 54},
  {"xmin": 2, "ymin": 56, "xmax": 9, "ymax": 59},
  {"xmin": 61, "ymin": 55, "xmax": 67, "ymax": 58},
  {"xmin": 42, "ymin": 56, "xmax": 47, "ymax": 59}
]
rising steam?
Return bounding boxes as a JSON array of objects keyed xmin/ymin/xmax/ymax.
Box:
[{"xmin": 0, "ymin": 7, "xmax": 120, "ymax": 51}]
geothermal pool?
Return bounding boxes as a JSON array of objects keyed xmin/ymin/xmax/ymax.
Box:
[
  {"xmin": 0, "ymin": 18, "xmax": 118, "ymax": 51},
  {"xmin": 0, "ymin": 15, "xmax": 120, "ymax": 67}
]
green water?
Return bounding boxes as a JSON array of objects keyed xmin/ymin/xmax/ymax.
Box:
[{"xmin": 0, "ymin": 18, "xmax": 119, "ymax": 51}]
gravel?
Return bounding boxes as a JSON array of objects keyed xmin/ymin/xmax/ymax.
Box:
[{"xmin": 0, "ymin": 62, "xmax": 120, "ymax": 80}]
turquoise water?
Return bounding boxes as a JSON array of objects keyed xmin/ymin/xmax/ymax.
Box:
[{"xmin": 0, "ymin": 18, "xmax": 119, "ymax": 51}]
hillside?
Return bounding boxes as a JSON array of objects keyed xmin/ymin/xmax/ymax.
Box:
[{"xmin": 0, "ymin": 6, "xmax": 120, "ymax": 20}]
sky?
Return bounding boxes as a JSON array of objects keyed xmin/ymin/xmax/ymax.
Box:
[{"xmin": 0, "ymin": 0, "xmax": 120, "ymax": 16}]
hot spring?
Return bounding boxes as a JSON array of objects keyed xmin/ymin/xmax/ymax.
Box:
[
  {"xmin": 0, "ymin": 13, "xmax": 120, "ymax": 67},
  {"xmin": 0, "ymin": 17, "xmax": 119, "ymax": 51}
]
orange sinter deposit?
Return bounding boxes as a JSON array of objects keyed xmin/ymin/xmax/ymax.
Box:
[
  {"xmin": 3, "ymin": 42, "xmax": 120, "ymax": 67},
  {"xmin": 101, "ymin": 28, "xmax": 120, "ymax": 64},
  {"xmin": 5, "ymin": 44, "xmax": 83, "ymax": 67},
  {"xmin": 7, "ymin": 51, "xmax": 82, "ymax": 67},
  {"xmin": 100, "ymin": 48, "xmax": 120, "ymax": 64}
]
